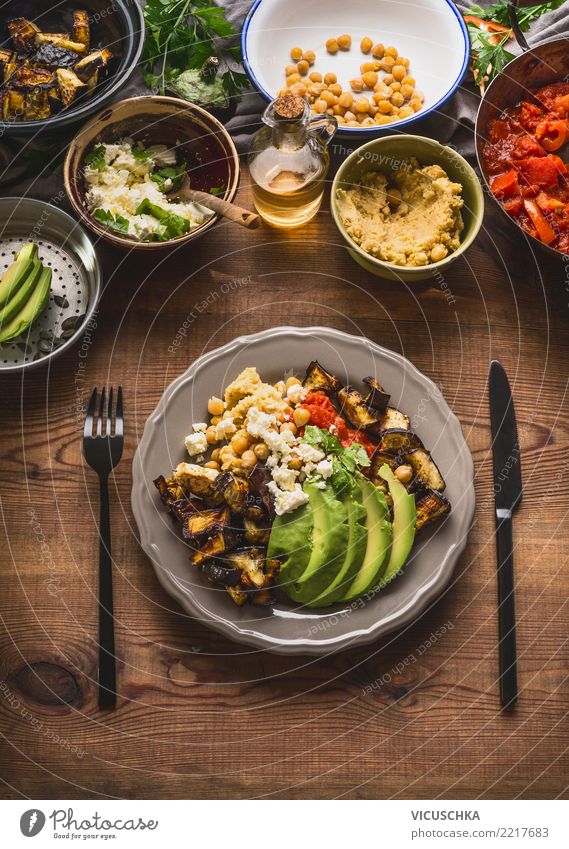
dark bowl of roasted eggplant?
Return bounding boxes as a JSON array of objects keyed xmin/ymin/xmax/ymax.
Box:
[{"xmin": 0, "ymin": 0, "xmax": 144, "ymax": 135}]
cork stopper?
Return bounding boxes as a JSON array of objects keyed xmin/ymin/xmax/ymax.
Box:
[{"xmin": 274, "ymin": 93, "xmax": 305, "ymax": 120}]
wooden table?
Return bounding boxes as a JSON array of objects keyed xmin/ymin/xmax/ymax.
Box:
[{"xmin": 1, "ymin": 164, "xmax": 568, "ymax": 801}]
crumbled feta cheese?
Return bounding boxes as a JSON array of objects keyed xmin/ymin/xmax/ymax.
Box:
[
  {"xmin": 192, "ymin": 422, "xmax": 207, "ymax": 432},
  {"xmin": 215, "ymin": 417, "xmax": 236, "ymax": 440},
  {"xmin": 267, "ymin": 481, "xmax": 309, "ymax": 516},
  {"xmin": 293, "ymin": 442, "xmax": 325, "ymax": 464},
  {"xmin": 246, "ymin": 406, "xmax": 278, "ymax": 438},
  {"xmin": 185, "ymin": 431, "xmax": 208, "ymax": 457},
  {"xmin": 286, "ymin": 382, "xmax": 308, "ymax": 404},
  {"xmin": 272, "ymin": 464, "xmax": 299, "ymax": 492},
  {"xmin": 329, "ymin": 423, "xmax": 337, "ymax": 433},
  {"xmin": 316, "ymin": 458, "xmax": 333, "ymax": 479},
  {"xmin": 316, "ymin": 481, "xmax": 327, "ymax": 489}
]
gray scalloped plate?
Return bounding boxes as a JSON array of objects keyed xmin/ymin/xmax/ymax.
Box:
[{"xmin": 131, "ymin": 326, "xmax": 475, "ymax": 655}]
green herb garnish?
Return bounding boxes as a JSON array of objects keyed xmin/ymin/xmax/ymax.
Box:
[
  {"xmin": 84, "ymin": 145, "xmax": 106, "ymax": 171},
  {"xmin": 150, "ymin": 164, "xmax": 186, "ymax": 192},
  {"xmin": 135, "ymin": 198, "xmax": 192, "ymax": 241},
  {"xmin": 132, "ymin": 146, "xmax": 152, "ymax": 162},
  {"xmin": 209, "ymin": 185, "xmax": 225, "ymax": 196},
  {"xmin": 301, "ymin": 425, "xmax": 370, "ymax": 492},
  {"xmin": 93, "ymin": 208, "xmax": 130, "ymax": 235},
  {"xmin": 141, "ymin": 0, "xmax": 249, "ymax": 101}
]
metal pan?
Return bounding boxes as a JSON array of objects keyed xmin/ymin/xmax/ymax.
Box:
[
  {"xmin": 0, "ymin": 197, "xmax": 100, "ymax": 372},
  {"xmin": 475, "ymin": 0, "xmax": 569, "ymax": 259}
]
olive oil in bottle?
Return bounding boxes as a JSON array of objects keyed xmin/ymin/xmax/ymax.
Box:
[{"xmin": 248, "ymin": 94, "xmax": 337, "ymax": 228}]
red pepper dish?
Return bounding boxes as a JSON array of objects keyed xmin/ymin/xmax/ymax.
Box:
[{"xmin": 482, "ymin": 82, "xmax": 569, "ymax": 252}]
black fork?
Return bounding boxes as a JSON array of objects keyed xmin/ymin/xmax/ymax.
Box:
[{"xmin": 83, "ymin": 387, "xmax": 124, "ymax": 710}]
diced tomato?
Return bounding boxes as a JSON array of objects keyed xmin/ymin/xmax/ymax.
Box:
[
  {"xmin": 523, "ymin": 199, "xmax": 556, "ymax": 244},
  {"xmin": 490, "ymin": 169, "xmax": 519, "ymax": 200},
  {"xmin": 503, "ymin": 197, "xmax": 523, "ymax": 217},
  {"xmin": 510, "ymin": 134, "xmax": 544, "ymax": 159},
  {"xmin": 488, "ymin": 120, "xmax": 511, "ymax": 143},
  {"xmin": 301, "ymin": 391, "xmax": 377, "ymax": 458},
  {"xmin": 515, "ymin": 155, "xmax": 564, "ymax": 188},
  {"xmin": 554, "ymin": 94, "xmax": 569, "ymax": 115},
  {"xmin": 519, "ymin": 101, "xmax": 544, "ymax": 129}
]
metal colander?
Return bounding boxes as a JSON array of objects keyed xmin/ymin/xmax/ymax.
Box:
[{"xmin": 0, "ymin": 197, "xmax": 100, "ymax": 372}]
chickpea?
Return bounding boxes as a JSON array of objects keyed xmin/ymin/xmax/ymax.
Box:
[
  {"xmin": 401, "ymin": 83, "xmax": 415, "ymax": 100},
  {"xmin": 360, "ymin": 36, "xmax": 373, "ymax": 54},
  {"xmin": 371, "ymin": 43, "xmax": 385, "ymax": 59},
  {"xmin": 389, "ymin": 81, "xmax": 401, "ymax": 93},
  {"xmin": 400, "ymin": 57, "xmax": 410, "ymax": 68},
  {"xmin": 326, "ymin": 37, "xmax": 339, "ymax": 54},
  {"xmin": 360, "ymin": 60, "xmax": 378, "ymax": 74},
  {"xmin": 376, "ymin": 99, "xmax": 393, "ymax": 115},
  {"xmin": 303, "ymin": 50, "xmax": 316, "ymax": 65},
  {"xmin": 375, "ymin": 115, "xmax": 393, "ymax": 125},
  {"xmin": 324, "ymin": 71, "xmax": 337, "ymax": 86},
  {"xmin": 362, "ymin": 71, "xmax": 378, "ymax": 89},
  {"xmin": 321, "ymin": 89, "xmax": 336, "ymax": 106},
  {"xmin": 204, "ymin": 460, "xmax": 220, "ymax": 471},
  {"xmin": 290, "ymin": 47, "xmax": 303, "ymax": 61},
  {"xmin": 350, "ymin": 78, "xmax": 364, "ymax": 92},
  {"xmin": 402, "ymin": 75, "xmax": 416, "ymax": 88},
  {"xmin": 210, "ymin": 415, "xmax": 221, "ymax": 426},
  {"xmin": 326, "ymin": 107, "xmax": 335, "ymax": 115},
  {"xmin": 285, "ymin": 63, "xmax": 298, "ymax": 76},
  {"xmin": 208, "ymin": 396, "xmax": 225, "ymax": 416},
  {"xmin": 308, "ymin": 82, "xmax": 324, "ymax": 98},
  {"xmin": 288, "ymin": 455, "xmax": 303, "ymax": 471},
  {"xmin": 347, "ymin": 119, "xmax": 359, "ymax": 127},
  {"xmin": 338, "ymin": 91, "xmax": 354, "ymax": 110},
  {"xmin": 210, "ymin": 448, "xmax": 221, "ymax": 462},
  {"xmin": 314, "ymin": 98, "xmax": 327, "ymax": 114},
  {"xmin": 378, "ymin": 56, "xmax": 395, "ymax": 72},
  {"xmin": 290, "ymin": 82, "xmax": 307, "ymax": 97},
  {"xmin": 392, "ymin": 65, "xmax": 406, "ymax": 82},
  {"xmin": 397, "ymin": 105, "xmax": 414, "ymax": 119},
  {"xmin": 368, "ymin": 104, "xmax": 378, "ymax": 118},
  {"xmin": 431, "ymin": 244, "xmax": 448, "ymax": 262},
  {"xmin": 241, "ymin": 449, "xmax": 257, "ymax": 469},
  {"xmin": 385, "ymin": 45, "xmax": 398, "ymax": 58},
  {"xmin": 309, "ymin": 71, "xmax": 323, "ymax": 83},
  {"xmin": 344, "ymin": 110, "xmax": 356, "ymax": 123},
  {"xmin": 297, "ymin": 59, "xmax": 310, "ymax": 77},
  {"xmin": 286, "ymin": 73, "xmax": 301, "ymax": 86},
  {"xmin": 231, "ymin": 434, "xmax": 249, "ymax": 456},
  {"xmin": 205, "ymin": 425, "xmax": 218, "ymax": 445},
  {"xmin": 409, "ymin": 98, "xmax": 423, "ymax": 113},
  {"xmin": 361, "ymin": 116, "xmax": 375, "ymax": 127},
  {"xmin": 382, "ymin": 73, "xmax": 394, "ymax": 86},
  {"xmin": 293, "ymin": 407, "xmax": 311, "ymax": 427},
  {"xmin": 329, "ymin": 82, "xmax": 343, "ymax": 97},
  {"xmin": 354, "ymin": 97, "xmax": 370, "ymax": 113},
  {"xmin": 280, "ymin": 421, "xmax": 297, "ymax": 436},
  {"xmin": 390, "ymin": 91, "xmax": 404, "ymax": 108},
  {"xmin": 394, "ymin": 464, "xmax": 413, "ymax": 484},
  {"xmin": 333, "ymin": 104, "xmax": 343, "ymax": 116},
  {"xmin": 337, "ymin": 33, "xmax": 352, "ymax": 50},
  {"xmin": 253, "ymin": 442, "xmax": 270, "ymax": 461}
]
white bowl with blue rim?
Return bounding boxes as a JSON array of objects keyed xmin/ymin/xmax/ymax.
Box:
[{"xmin": 241, "ymin": 0, "xmax": 469, "ymax": 135}]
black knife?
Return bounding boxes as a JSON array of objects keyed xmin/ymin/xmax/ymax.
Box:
[{"xmin": 488, "ymin": 361, "xmax": 523, "ymax": 709}]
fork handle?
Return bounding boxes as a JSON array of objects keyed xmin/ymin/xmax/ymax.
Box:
[{"xmin": 98, "ymin": 474, "xmax": 116, "ymax": 709}]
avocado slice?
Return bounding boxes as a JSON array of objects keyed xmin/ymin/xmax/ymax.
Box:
[
  {"xmin": 0, "ymin": 242, "xmax": 37, "ymax": 308},
  {"xmin": 0, "ymin": 258, "xmax": 43, "ymax": 327},
  {"xmin": 308, "ymin": 482, "xmax": 368, "ymax": 607},
  {"xmin": 376, "ymin": 464, "xmax": 416, "ymax": 588},
  {"xmin": 0, "ymin": 266, "xmax": 51, "ymax": 343},
  {"xmin": 340, "ymin": 476, "xmax": 392, "ymax": 601},
  {"xmin": 267, "ymin": 499, "xmax": 313, "ymax": 595},
  {"xmin": 286, "ymin": 482, "xmax": 349, "ymax": 604}
]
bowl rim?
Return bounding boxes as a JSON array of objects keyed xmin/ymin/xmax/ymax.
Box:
[
  {"xmin": 241, "ymin": 0, "xmax": 471, "ymax": 135},
  {"xmin": 0, "ymin": 196, "xmax": 101, "ymax": 373},
  {"xmin": 0, "ymin": 0, "xmax": 145, "ymax": 135},
  {"xmin": 63, "ymin": 95, "xmax": 241, "ymax": 250},
  {"xmin": 330, "ymin": 133, "xmax": 485, "ymax": 276}
]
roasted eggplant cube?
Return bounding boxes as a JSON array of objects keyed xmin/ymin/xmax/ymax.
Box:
[
  {"xmin": 216, "ymin": 471, "xmax": 251, "ymax": 514},
  {"xmin": 83, "ymin": 69, "xmax": 98, "ymax": 94},
  {"xmin": 200, "ymin": 560, "xmax": 241, "ymax": 587},
  {"xmin": 369, "ymin": 449, "xmax": 398, "ymax": 491},
  {"xmin": 3, "ymin": 54, "xmax": 20, "ymax": 82},
  {"xmin": 72, "ymin": 10, "xmax": 90, "ymax": 50},
  {"xmin": 379, "ymin": 428, "xmax": 424, "ymax": 455},
  {"xmin": 243, "ymin": 515, "xmax": 271, "ymax": 546},
  {"xmin": 182, "ymin": 505, "xmax": 231, "ymax": 541},
  {"xmin": 10, "ymin": 67, "xmax": 54, "ymax": 90},
  {"xmin": 303, "ymin": 360, "xmax": 343, "ymax": 395},
  {"xmin": 338, "ymin": 386, "xmax": 381, "ymax": 431},
  {"xmin": 362, "ymin": 376, "xmax": 390, "ymax": 413},
  {"xmin": 24, "ymin": 88, "xmax": 51, "ymax": 120},
  {"xmin": 35, "ymin": 33, "xmax": 88, "ymax": 55},
  {"xmin": 415, "ymin": 490, "xmax": 451, "ymax": 531},
  {"xmin": 225, "ymin": 547, "xmax": 268, "ymax": 590},
  {"xmin": 35, "ymin": 43, "xmax": 80, "ymax": 69},
  {"xmin": 74, "ymin": 49, "xmax": 113, "ymax": 82},
  {"xmin": 189, "ymin": 532, "xmax": 227, "ymax": 567},
  {"xmin": 2, "ymin": 89, "xmax": 25, "ymax": 120},
  {"xmin": 7, "ymin": 18, "xmax": 39, "ymax": 53},
  {"xmin": 404, "ymin": 448, "xmax": 446, "ymax": 492},
  {"xmin": 380, "ymin": 407, "xmax": 410, "ymax": 431},
  {"xmin": 56, "ymin": 68, "xmax": 87, "ymax": 106},
  {"xmin": 225, "ymin": 585, "xmax": 248, "ymax": 606},
  {"xmin": 48, "ymin": 85, "xmax": 63, "ymax": 112}
]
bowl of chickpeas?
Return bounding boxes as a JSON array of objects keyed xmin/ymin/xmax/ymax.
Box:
[
  {"xmin": 241, "ymin": 0, "xmax": 470, "ymax": 134},
  {"xmin": 331, "ymin": 134, "xmax": 485, "ymax": 281}
]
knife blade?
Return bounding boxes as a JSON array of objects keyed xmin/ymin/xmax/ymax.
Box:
[{"xmin": 488, "ymin": 360, "xmax": 522, "ymax": 709}]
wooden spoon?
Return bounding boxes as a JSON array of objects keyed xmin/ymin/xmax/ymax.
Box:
[{"xmin": 168, "ymin": 174, "xmax": 260, "ymax": 229}]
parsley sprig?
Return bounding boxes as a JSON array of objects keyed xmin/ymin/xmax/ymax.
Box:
[
  {"xmin": 301, "ymin": 425, "xmax": 370, "ymax": 492},
  {"xmin": 142, "ymin": 0, "xmax": 249, "ymax": 100}
]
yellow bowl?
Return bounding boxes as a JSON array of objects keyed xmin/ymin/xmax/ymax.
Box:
[{"xmin": 331, "ymin": 135, "xmax": 485, "ymax": 282}]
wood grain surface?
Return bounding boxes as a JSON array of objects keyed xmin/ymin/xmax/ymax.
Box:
[{"xmin": 1, "ymin": 161, "xmax": 568, "ymax": 800}]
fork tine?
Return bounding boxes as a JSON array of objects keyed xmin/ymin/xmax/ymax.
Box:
[
  {"xmin": 84, "ymin": 388, "xmax": 97, "ymax": 439},
  {"xmin": 107, "ymin": 386, "xmax": 114, "ymax": 436},
  {"xmin": 96, "ymin": 387, "xmax": 106, "ymax": 437},
  {"xmin": 115, "ymin": 386, "xmax": 123, "ymax": 438}
]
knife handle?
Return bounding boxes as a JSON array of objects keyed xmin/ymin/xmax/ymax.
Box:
[{"xmin": 496, "ymin": 510, "xmax": 518, "ymax": 709}]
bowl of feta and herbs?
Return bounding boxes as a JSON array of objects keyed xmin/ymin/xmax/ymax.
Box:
[{"xmin": 64, "ymin": 95, "xmax": 240, "ymax": 249}]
